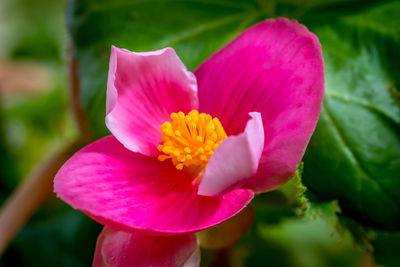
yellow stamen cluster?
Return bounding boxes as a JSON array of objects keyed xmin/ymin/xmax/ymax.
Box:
[{"xmin": 158, "ymin": 110, "xmax": 227, "ymax": 171}]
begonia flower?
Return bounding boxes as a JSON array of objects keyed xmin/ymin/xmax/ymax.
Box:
[{"xmin": 54, "ymin": 18, "xmax": 324, "ymax": 267}]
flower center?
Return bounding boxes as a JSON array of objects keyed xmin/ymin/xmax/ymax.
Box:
[{"xmin": 158, "ymin": 110, "xmax": 227, "ymax": 171}]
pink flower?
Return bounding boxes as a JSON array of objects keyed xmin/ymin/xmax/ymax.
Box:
[{"xmin": 54, "ymin": 18, "xmax": 324, "ymax": 267}]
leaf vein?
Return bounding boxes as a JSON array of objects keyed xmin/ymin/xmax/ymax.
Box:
[
  {"xmin": 158, "ymin": 11, "xmax": 259, "ymax": 47},
  {"xmin": 326, "ymin": 91, "xmax": 400, "ymax": 124},
  {"xmin": 322, "ymin": 101, "xmax": 398, "ymax": 207}
]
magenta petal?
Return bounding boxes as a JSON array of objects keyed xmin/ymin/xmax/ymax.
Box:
[
  {"xmin": 106, "ymin": 46, "xmax": 199, "ymax": 156},
  {"xmin": 93, "ymin": 227, "xmax": 199, "ymax": 267},
  {"xmin": 195, "ymin": 18, "xmax": 324, "ymax": 192},
  {"xmin": 198, "ymin": 112, "xmax": 264, "ymax": 196},
  {"xmin": 54, "ymin": 136, "xmax": 254, "ymax": 234}
]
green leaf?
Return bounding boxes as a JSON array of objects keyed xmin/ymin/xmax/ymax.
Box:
[
  {"xmin": 69, "ymin": 0, "xmax": 400, "ymax": 231},
  {"xmin": 255, "ymin": 204, "xmax": 364, "ymax": 267},
  {"xmin": 69, "ymin": 0, "xmax": 383, "ymax": 137},
  {"xmin": 1, "ymin": 200, "xmax": 102, "ymax": 267},
  {"xmin": 2, "ymin": 0, "xmax": 66, "ymax": 61},
  {"xmin": 370, "ymin": 229, "xmax": 400, "ymax": 267},
  {"xmin": 277, "ymin": 164, "xmax": 309, "ymax": 215},
  {"xmin": 340, "ymin": 216, "xmax": 373, "ymax": 252},
  {"xmin": 304, "ymin": 201, "xmax": 341, "ymax": 232},
  {"xmin": 68, "ymin": 0, "xmax": 265, "ymax": 137},
  {"xmin": 303, "ymin": 1, "xmax": 400, "ymax": 230},
  {"xmin": 255, "ymin": 163, "xmax": 309, "ymax": 217}
]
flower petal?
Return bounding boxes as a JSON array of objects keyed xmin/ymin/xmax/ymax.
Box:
[
  {"xmin": 195, "ymin": 18, "xmax": 324, "ymax": 192},
  {"xmin": 54, "ymin": 136, "xmax": 254, "ymax": 234},
  {"xmin": 106, "ymin": 46, "xmax": 199, "ymax": 156},
  {"xmin": 198, "ymin": 112, "xmax": 264, "ymax": 196},
  {"xmin": 182, "ymin": 247, "xmax": 201, "ymax": 267},
  {"xmin": 93, "ymin": 227, "xmax": 199, "ymax": 267}
]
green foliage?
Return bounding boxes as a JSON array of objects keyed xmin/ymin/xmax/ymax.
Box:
[
  {"xmin": 0, "ymin": 108, "xmax": 19, "ymax": 201},
  {"xmin": 255, "ymin": 164, "xmax": 309, "ymax": 217},
  {"xmin": 304, "ymin": 200, "xmax": 341, "ymax": 231},
  {"xmin": 68, "ymin": 0, "xmax": 400, "ymax": 231},
  {"xmin": 0, "ymin": 1, "xmax": 77, "ymax": 266},
  {"xmin": 231, "ymin": 194, "xmax": 364, "ymax": 267},
  {"xmin": 1, "ymin": 0, "xmax": 67, "ymax": 60},
  {"xmin": 370, "ymin": 229, "xmax": 400, "ymax": 267},
  {"xmin": 69, "ymin": 0, "xmax": 384, "ymax": 136},
  {"xmin": 1, "ymin": 200, "xmax": 102, "ymax": 267},
  {"xmin": 1, "ymin": 0, "xmax": 399, "ymax": 266},
  {"xmin": 303, "ymin": 3, "xmax": 400, "ymax": 230},
  {"xmin": 67, "ymin": 0, "xmax": 265, "ymax": 136},
  {"xmin": 1, "ymin": 88, "xmax": 72, "ymax": 180},
  {"xmin": 255, "ymin": 213, "xmax": 364, "ymax": 267}
]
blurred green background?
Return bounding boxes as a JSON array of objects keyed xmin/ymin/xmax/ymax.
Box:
[{"xmin": 0, "ymin": 0, "xmax": 399, "ymax": 266}]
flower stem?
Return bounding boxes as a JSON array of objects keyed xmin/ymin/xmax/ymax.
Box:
[
  {"xmin": 67, "ymin": 40, "xmax": 94, "ymax": 143},
  {"xmin": 0, "ymin": 141, "xmax": 81, "ymax": 255}
]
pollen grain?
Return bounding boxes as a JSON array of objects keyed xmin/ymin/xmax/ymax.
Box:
[{"xmin": 157, "ymin": 110, "xmax": 227, "ymax": 171}]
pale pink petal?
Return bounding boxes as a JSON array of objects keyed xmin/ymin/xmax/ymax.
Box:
[
  {"xmin": 198, "ymin": 113, "xmax": 264, "ymax": 196},
  {"xmin": 195, "ymin": 18, "xmax": 324, "ymax": 192},
  {"xmin": 92, "ymin": 229, "xmax": 106, "ymax": 267},
  {"xmin": 54, "ymin": 136, "xmax": 254, "ymax": 234},
  {"xmin": 106, "ymin": 46, "xmax": 198, "ymax": 156},
  {"xmin": 182, "ymin": 247, "xmax": 201, "ymax": 267},
  {"xmin": 93, "ymin": 227, "xmax": 199, "ymax": 267}
]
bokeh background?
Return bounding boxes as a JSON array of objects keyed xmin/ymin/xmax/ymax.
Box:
[{"xmin": 0, "ymin": 0, "xmax": 399, "ymax": 266}]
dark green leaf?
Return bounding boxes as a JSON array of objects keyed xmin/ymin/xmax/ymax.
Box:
[
  {"xmin": 303, "ymin": 1, "xmax": 400, "ymax": 230},
  {"xmin": 68, "ymin": 0, "xmax": 265, "ymax": 136},
  {"xmin": 370, "ymin": 229, "xmax": 400, "ymax": 267},
  {"xmin": 68, "ymin": 0, "xmax": 400, "ymax": 230},
  {"xmin": 1, "ymin": 200, "xmax": 102, "ymax": 267},
  {"xmin": 69, "ymin": 0, "xmax": 385, "ymax": 136},
  {"xmin": 247, "ymin": 201, "xmax": 364, "ymax": 267}
]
